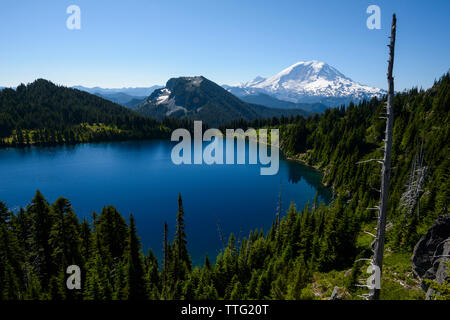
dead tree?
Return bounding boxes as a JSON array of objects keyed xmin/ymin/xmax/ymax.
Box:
[
  {"xmin": 399, "ymin": 138, "xmax": 427, "ymax": 216},
  {"xmin": 369, "ymin": 14, "xmax": 397, "ymax": 300}
]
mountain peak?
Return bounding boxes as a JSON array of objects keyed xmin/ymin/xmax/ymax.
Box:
[
  {"xmin": 228, "ymin": 60, "xmax": 385, "ymax": 107},
  {"xmin": 288, "ymin": 60, "xmax": 325, "ymax": 69},
  {"xmin": 264, "ymin": 60, "xmax": 350, "ymax": 86},
  {"xmin": 244, "ymin": 76, "xmax": 266, "ymax": 87},
  {"xmin": 136, "ymin": 76, "xmax": 308, "ymax": 126}
]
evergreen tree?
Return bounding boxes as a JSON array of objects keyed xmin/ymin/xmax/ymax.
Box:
[
  {"xmin": 126, "ymin": 214, "xmax": 147, "ymax": 300},
  {"xmin": 96, "ymin": 206, "xmax": 128, "ymax": 266},
  {"xmin": 0, "ymin": 202, "xmax": 24, "ymax": 299},
  {"xmin": 28, "ymin": 190, "xmax": 53, "ymax": 288},
  {"xmin": 49, "ymin": 197, "xmax": 83, "ymax": 299},
  {"xmin": 173, "ymin": 194, "xmax": 191, "ymax": 276}
]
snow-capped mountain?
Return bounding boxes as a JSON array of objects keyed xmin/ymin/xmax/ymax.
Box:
[{"xmin": 225, "ymin": 61, "xmax": 385, "ymax": 109}]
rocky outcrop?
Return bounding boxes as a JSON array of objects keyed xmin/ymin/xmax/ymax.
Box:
[
  {"xmin": 329, "ymin": 286, "xmax": 350, "ymax": 300},
  {"xmin": 411, "ymin": 214, "xmax": 450, "ymax": 299}
]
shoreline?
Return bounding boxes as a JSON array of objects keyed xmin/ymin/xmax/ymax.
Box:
[
  {"xmin": 1, "ymin": 132, "xmax": 332, "ymax": 189},
  {"xmin": 283, "ymin": 152, "xmax": 331, "ymax": 189}
]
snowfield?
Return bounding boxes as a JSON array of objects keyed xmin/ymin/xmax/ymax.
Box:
[{"xmin": 228, "ymin": 60, "xmax": 385, "ymax": 104}]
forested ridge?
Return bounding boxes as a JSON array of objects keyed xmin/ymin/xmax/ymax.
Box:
[
  {"xmin": 0, "ymin": 79, "xmax": 191, "ymax": 146},
  {"xmin": 224, "ymin": 73, "xmax": 448, "ymax": 250},
  {"xmin": 0, "ymin": 74, "xmax": 448, "ymax": 300},
  {"xmin": 279, "ymin": 73, "xmax": 449, "ymax": 251}
]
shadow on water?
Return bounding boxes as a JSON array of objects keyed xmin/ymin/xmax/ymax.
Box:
[{"xmin": 282, "ymin": 155, "xmax": 333, "ymax": 204}]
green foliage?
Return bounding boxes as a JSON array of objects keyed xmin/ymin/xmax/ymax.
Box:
[
  {"xmin": 126, "ymin": 214, "xmax": 147, "ymax": 300},
  {"xmin": 424, "ymin": 269, "xmax": 450, "ymax": 300},
  {"xmin": 0, "ymin": 74, "xmax": 448, "ymax": 300},
  {"xmin": 0, "ymin": 79, "xmax": 192, "ymax": 146},
  {"xmin": 264, "ymin": 73, "xmax": 449, "ymax": 252},
  {"xmin": 0, "ymin": 190, "xmax": 357, "ymax": 300}
]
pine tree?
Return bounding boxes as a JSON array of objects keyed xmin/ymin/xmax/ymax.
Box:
[
  {"xmin": 49, "ymin": 197, "xmax": 83, "ymax": 299},
  {"xmin": 28, "ymin": 190, "xmax": 53, "ymax": 288},
  {"xmin": 97, "ymin": 206, "xmax": 128, "ymax": 265},
  {"xmin": 0, "ymin": 202, "xmax": 24, "ymax": 299},
  {"xmin": 173, "ymin": 194, "xmax": 191, "ymax": 275},
  {"xmin": 163, "ymin": 220, "xmax": 169, "ymax": 287},
  {"xmin": 49, "ymin": 198, "xmax": 77, "ymax": 267},
  {"xmin": 126, "ymin": 214, "xmax": 147, "ymax": 300},
  {"xmin": 11, "ymin": 207, "xmax": 32, "ymax": 254},
  {"xmin": 80, "ymin": 218, "xmax": 92, "ymax": 264},
  {"xmin": 145, "ymin": 248, "xmax": 160, "ymax": 299},
  {"xmin": 230, "ymin": 279, "xmax": 245, "ymax": 300},
  {"xmin": 84, "ymin": 230, "xmax": 113, "ymax": 300},
  {"xmin": 204, "ymin": 254, "xmax": 211, "ymax": 270}
]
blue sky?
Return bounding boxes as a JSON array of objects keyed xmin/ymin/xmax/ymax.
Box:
[{"xmin": 0, "ymin": 0, "xmax": 448, "ymax": 90}]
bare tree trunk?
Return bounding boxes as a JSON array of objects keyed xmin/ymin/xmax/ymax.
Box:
[
  {"xmin": 399, "ymin": 138, "xmax": 427, "ymax": 217},
  {"xmin": 369, "ymin": 14, "xmax": 397, "ymax": 300}
]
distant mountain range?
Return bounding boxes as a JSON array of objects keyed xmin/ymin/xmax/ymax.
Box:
[
  {"xmin": 136, "ymin": 76, "xmax": 310, "ymax": 126},
  {"xmin": 72, "ymin": 85, "xmax": 162, "ymax": 97},
  {"xmin": 1, "ymin": 60, "xmax": 385, "ymax": 120},
  {"xmin": 70, "ymin": 60, "xmax": 383, "ymax": 112},
  {"xmin": 224, "ymin": 60, "xmax": 385, "ymax": 110},
  {"xmin": 91, "ymin": 92, "xmax": 147, "ymax": 108},
  {"xmin": 73, "ymin": 85, "xmax": 162, "ymax": 108}
]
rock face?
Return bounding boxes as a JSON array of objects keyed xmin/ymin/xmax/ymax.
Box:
[
  {"xmin": 411, "ymin": 214, "xmax": 450, "ymax": 299},
  {"xmin": 136, "ymin": 76, "xmax": 309, "ymax": 127},
  {"xmin": 330, "ymin": 286, "xmax": 343, "ymax": 300}
]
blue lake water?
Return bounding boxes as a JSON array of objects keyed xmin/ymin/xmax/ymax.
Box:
[{"xmin": 0, "ymin": 140, "xmax": 331, "ymax": 265}]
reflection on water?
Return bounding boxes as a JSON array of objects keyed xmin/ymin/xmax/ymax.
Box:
[{"xmin": 284, "ymin": 157, "xmax": 332, "ymax": 204}]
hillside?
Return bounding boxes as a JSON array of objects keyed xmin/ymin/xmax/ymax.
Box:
[
  {"xmin": 219, "ymin": 73, "xmax": 449, "ymax": 299},
  {"xmin": 93, "ymin": 92, "xmax": 147, "ymax": 107},
  {"xmin": 0, "ymin": 79, "xmax": 181, "ymax": 146},
  {"xmin": 136, "ymin": 76, "xmax": 309, "ymax": 126},
  {"xmin": 280, "ymin": 73, "xmax": 449, "ymax": 240},
  {"xmin": 238, "ymin": 92, "xmax": 326, "ymax": 113}
]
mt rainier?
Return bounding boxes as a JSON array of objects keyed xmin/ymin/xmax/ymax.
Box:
[{"xmin": 224, "ymin": 61, "xmax": 385, "ymax": 110}]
